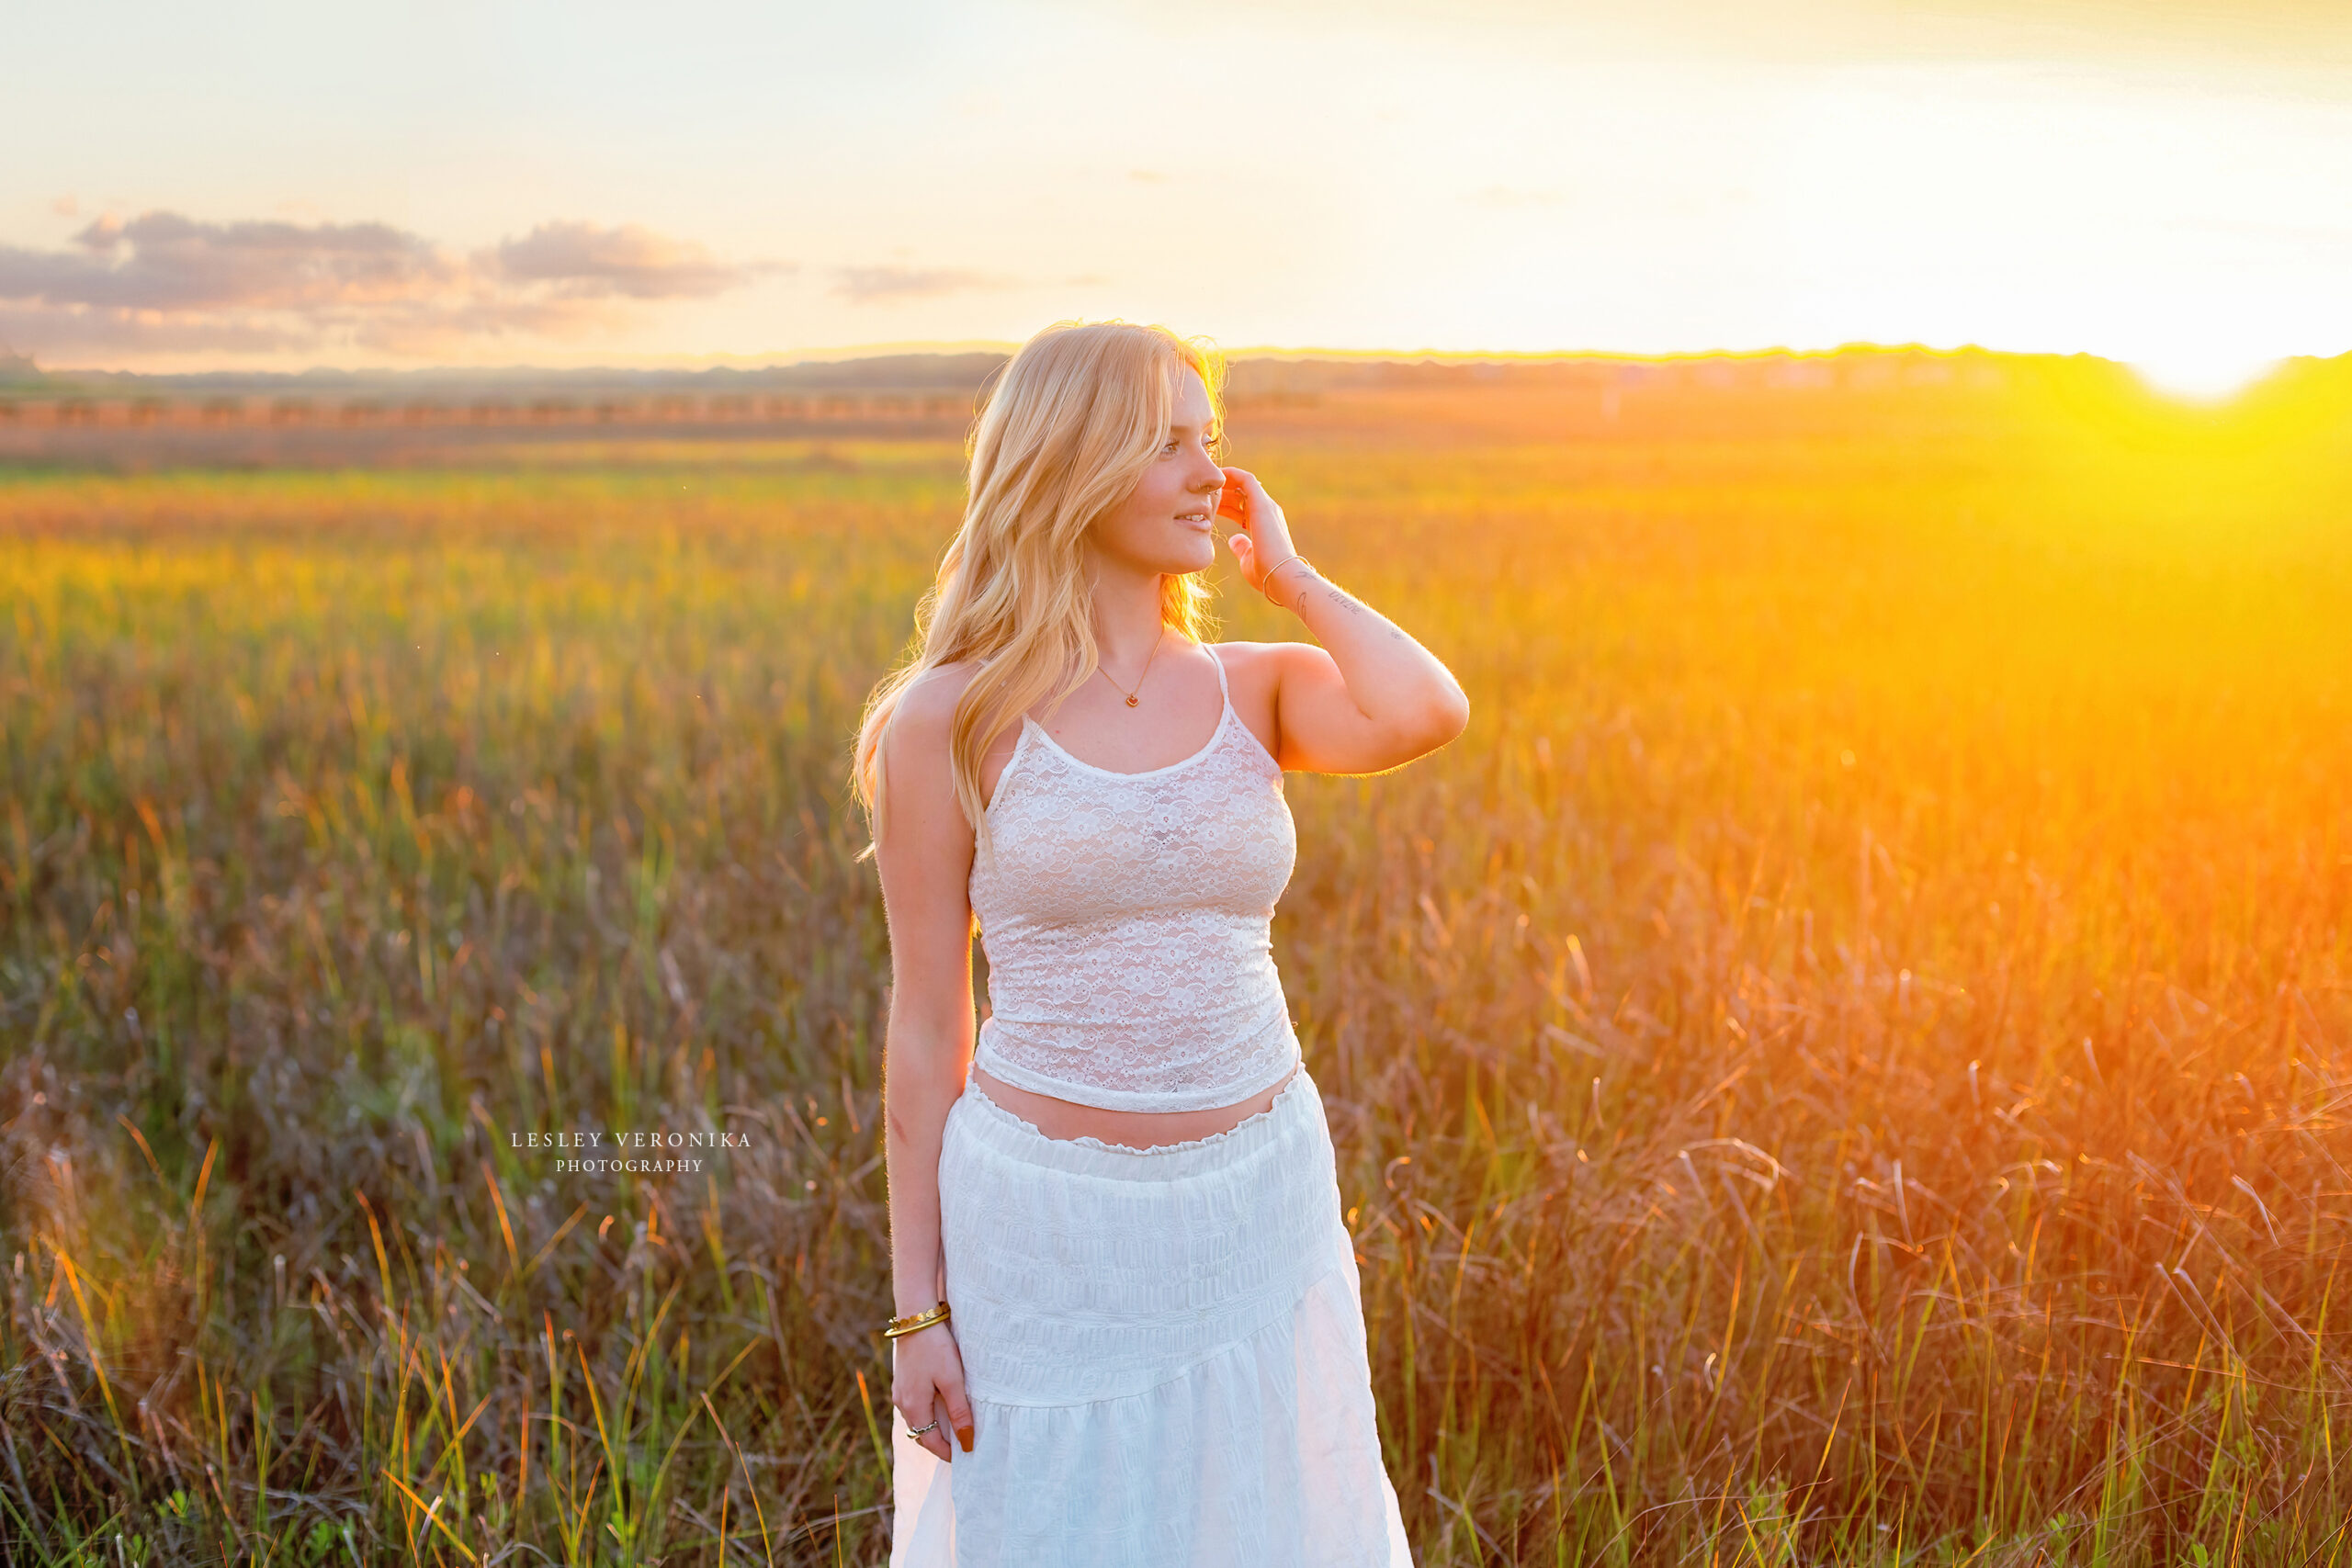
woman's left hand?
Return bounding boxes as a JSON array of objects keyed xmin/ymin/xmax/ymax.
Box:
[{"xmin": 1217, "ymin": 468, "xmax": 1301, "ymax": 600}]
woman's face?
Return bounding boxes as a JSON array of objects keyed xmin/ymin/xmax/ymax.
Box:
[{"xmin": 1088, "ymin": 367, "xmax": 1225, "ymax": 579}]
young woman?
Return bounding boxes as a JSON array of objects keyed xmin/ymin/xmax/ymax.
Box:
[{"xmin": 853, "ymin": 320, "xmax": 1468, "ymax": 1565}]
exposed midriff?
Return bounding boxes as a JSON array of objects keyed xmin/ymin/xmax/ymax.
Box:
[{"xmin": 967, "ymin": 1059, "xmax": 1298, "ymax": 1148}]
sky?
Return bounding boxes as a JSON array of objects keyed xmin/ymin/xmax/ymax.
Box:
[{"xmin": 9, "ymin": 0, "xmax": 2352, "ymax": 394}]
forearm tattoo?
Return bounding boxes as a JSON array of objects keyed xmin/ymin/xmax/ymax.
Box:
[{"xmin": 1307, "ymin": 576, "xmax": 1408, "ymax": 639}]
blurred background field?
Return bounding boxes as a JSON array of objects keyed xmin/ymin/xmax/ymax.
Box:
[{"xmin": 4, "ymin": 351, "xmax": 2352, "ymax": 1565}]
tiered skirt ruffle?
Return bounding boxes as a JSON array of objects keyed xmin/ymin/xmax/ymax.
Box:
[{"xmin": 889, "ymin": 1066, "xmax": 1409, "ymax": 1566}]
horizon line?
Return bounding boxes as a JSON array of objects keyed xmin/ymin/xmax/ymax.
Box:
[{"xmin": 11, "ymin": 337, "xmax": 2330, "ymax": 381}]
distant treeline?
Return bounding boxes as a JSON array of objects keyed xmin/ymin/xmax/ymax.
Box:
[
  {"xmin": 6, "ymin": 345, "xmax": 2347, "ymax": 433},
  {"xmin": 0, "ymin": 344, "xmax": 2219, "ymax": 403},
  {"xmin": 0, "ymin": 351, "xmax": 1012, "ymax": 405}
]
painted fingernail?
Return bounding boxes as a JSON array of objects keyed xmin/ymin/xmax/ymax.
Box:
[{"xmin": 956, "ymin": 1424, "xmax": 974, "ymax": 1453}]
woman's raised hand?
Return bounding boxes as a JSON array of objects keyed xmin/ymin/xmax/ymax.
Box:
[
  {"xmin": 1217, "ymin": 468, "xmax": 1301, "ymax": 601},
  {"xmin": 891, "ymin": 1321, "xmax": 975, "ymax": 1462}
]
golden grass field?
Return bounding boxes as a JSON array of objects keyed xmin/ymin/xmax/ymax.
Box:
[{"xmin": 4, "ymin": 355, "xmax": 2352, "ymax": 1564}]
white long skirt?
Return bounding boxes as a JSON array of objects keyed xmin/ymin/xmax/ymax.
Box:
[{"xmin": 889, "ymin": 1066, "xmax": 1411, "ymax": 1567}]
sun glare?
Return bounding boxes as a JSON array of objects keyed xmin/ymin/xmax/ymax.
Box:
[{"xmin": 2128, "ymin": 349, "xmax": 2285, "ymax": 404}]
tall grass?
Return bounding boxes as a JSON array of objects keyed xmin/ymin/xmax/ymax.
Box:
[{"xmin": 3, "ymin": 369, "xmax": 2350, "ymax": 1564}]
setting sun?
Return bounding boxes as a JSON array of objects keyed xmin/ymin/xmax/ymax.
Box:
[{"xmin": 2130, "ymin": 348, "xmax": 2289, "ymax": 401}]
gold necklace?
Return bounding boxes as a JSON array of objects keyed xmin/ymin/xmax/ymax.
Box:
[{"xmin": 1098, "ymin": 627, "xmax": 1167, "ymax": 707}]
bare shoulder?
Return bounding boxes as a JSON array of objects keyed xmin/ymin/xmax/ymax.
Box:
[
  {"xmin": 899, "ymin": 659, "xmax": 978, "ymax": 716},
  {"xmin": 1206, "ymin": 637, "xmax": 1326, "ymax": 690},
  {"xmin": 1204, "ymin": 637, "xmax": 1305, "ymax": 676},
  {"xmin": 886, "ymin": 660, "xmax": 1029, "ymax": 806},
  {"xmin": 1204, "ymin": 640, "xmax": 1311, "ymax": 762},
  {"xmin": 887, "ymin": 660, "xmax": 982, "ymax": 748},
  {"xmin": 1208, "ymin": 636, "xmax": 1464, "ymax": 776},
  {"xmin": 1204, "ymin": 639, "xmax": 1268, "ymax": 694}
]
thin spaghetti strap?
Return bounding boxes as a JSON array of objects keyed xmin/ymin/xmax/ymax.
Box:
[
  {"xmin": 1206, "ymin": 642, "xmax": 1232, "ymax": 708},
  {"xmin": 981, "ymin": 720, "xmax": 1035, "ymax": 819}
]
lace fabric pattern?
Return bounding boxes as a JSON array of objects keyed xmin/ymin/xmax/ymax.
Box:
[{"xmin": 967, "ymin": 647, "xmax": 1302, "ymax": 1113}]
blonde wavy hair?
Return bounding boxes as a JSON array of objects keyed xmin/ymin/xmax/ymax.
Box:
[{"xmin": 851, "ymin": 320, "xmax": 1227, "ymax": 860}]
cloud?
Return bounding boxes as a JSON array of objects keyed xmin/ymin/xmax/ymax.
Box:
[
  {"xmin": 0, "ymin": 209, "xmax": 772, "ymax": 362},
  {"xmin": 3, "ymin": 212, "xmax": 462, "ymax": 313},
  {"xmin": 495, "ymin": 220, "xmax": 774, "ymax": 299},
  {"xmin": 831, "ymin": 265, "xmax": 1017, "ymax": 304}
]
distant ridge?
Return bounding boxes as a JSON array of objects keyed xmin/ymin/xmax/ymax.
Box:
[
  {"xmin": 19, "ymin": 351, "xmax": 1014, "ymax": 400},
  {"xmin": 20, "ymin": 344, "xmax": 2117, "ymax": 401},
  {"xmin": 14, "ymin": 344, "xmax": 2335, "ymax": 411}
]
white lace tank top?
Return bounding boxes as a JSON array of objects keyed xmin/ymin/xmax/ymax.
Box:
[{"xmin": 967, "ymin": 646, "xmax": 1301, "ymax": 1113}]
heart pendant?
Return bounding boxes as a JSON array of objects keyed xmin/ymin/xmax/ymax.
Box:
[{"xmin": 1125, "ymin": 694, "xmax": 1139, "ymax": 707}]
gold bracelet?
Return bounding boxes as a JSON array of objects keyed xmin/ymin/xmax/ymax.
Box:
[
  {"xmin": 882, "ymin": 1303, "xmax": 952, "ymax": 1339},
  {"xmin": 1261, "ymin": 554, "xmax": 1317, "ymax": 611}
]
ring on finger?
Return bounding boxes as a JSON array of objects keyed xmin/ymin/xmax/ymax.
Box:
[{"xmin": 906, "ymin": 1418, "xmax": 939, "ymax": 1438}]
